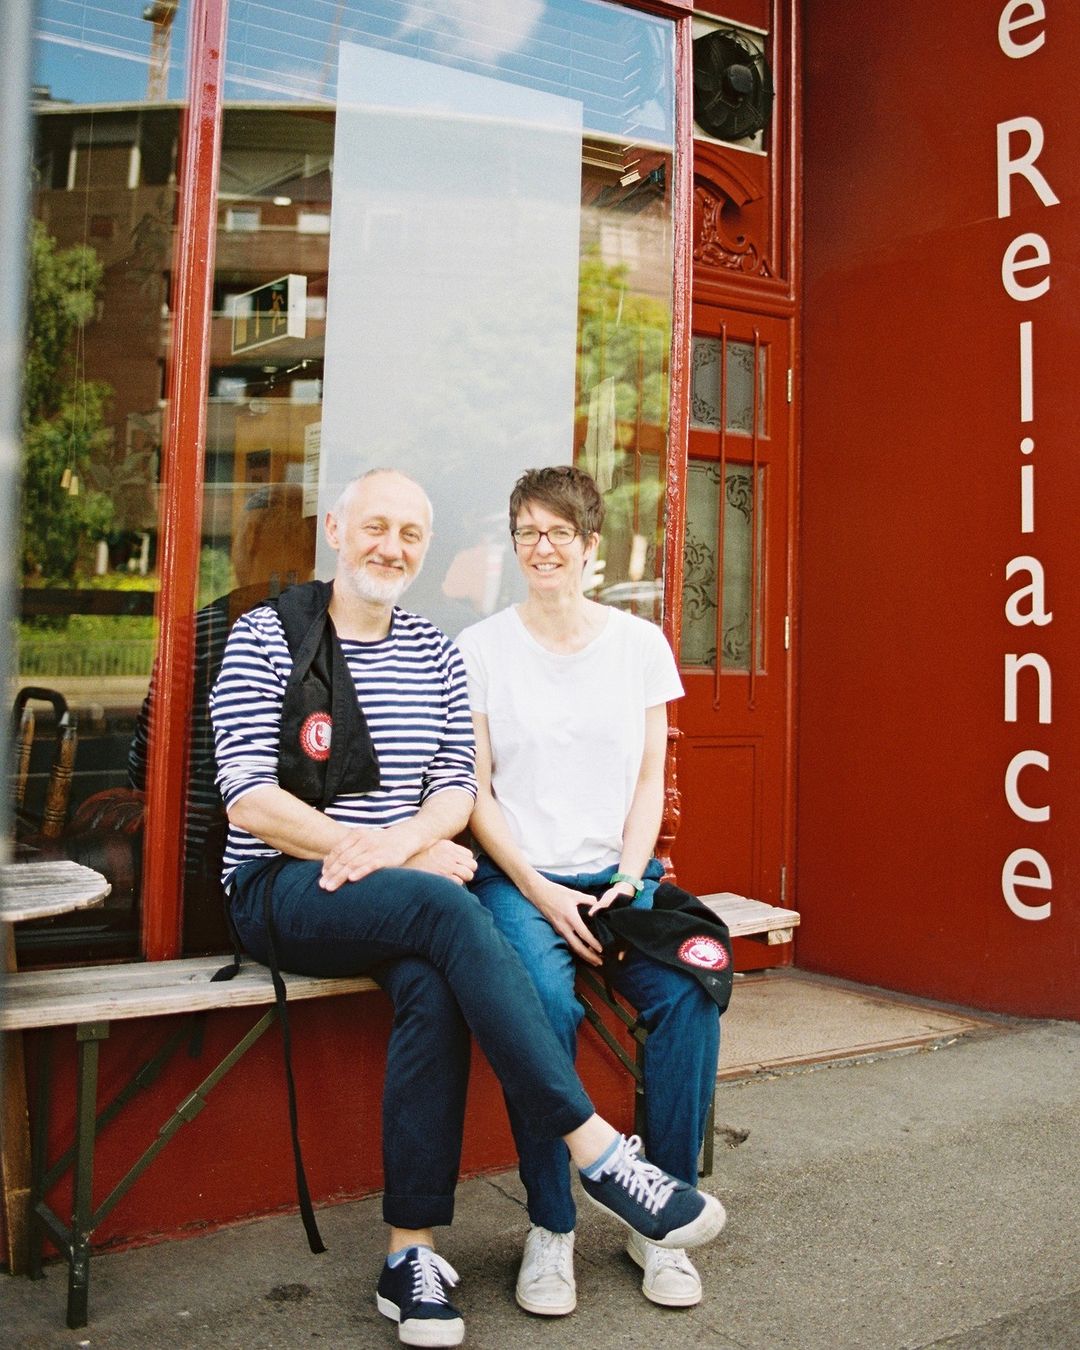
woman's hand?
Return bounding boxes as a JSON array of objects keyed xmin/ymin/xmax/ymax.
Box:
[
  {"xmin": 404, "ymin": 840, "xmax": 477, "ymax": 885},
  {"xmin": 589, "ymin": 882, "xmax": 636, "ymax": 914},
  {"xmin": 529, "ymin": 877, "xmax": 605, "ymax": 966}
]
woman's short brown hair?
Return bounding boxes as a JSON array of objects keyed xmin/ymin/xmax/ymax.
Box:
[{"xmin": 508, "ymin": 465, "xmax": 604, "ymax": 539}]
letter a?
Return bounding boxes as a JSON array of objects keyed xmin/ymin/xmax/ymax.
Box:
[{"xmin": 1005, "ymin": 556, "xmax": 1052, "ymax": 626}]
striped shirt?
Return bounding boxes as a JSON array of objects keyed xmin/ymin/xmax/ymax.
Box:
[{"xmin": 210, "ymin": 603, "xmax": 476, "ymax": 883}]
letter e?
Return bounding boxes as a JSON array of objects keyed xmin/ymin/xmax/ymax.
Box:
[
  {"xmin": 998, "ymin": 1, "xmax": 1046, "ymax": 59},
  {"xmin": 1001, "ymin": 847, "xmax": 1051, "ymax": 920},
  {"xmin": 1002, "ymin": 233, "xmax": 1051, "ymax": 300}
]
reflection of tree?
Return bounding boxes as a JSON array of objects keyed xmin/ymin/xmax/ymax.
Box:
[
  {"xmin": 22, "ymin": 222, "xmax": 115, "ymax": 583},
  {"xmin": 576, "ymin": 250, "xmax": 671, "ymax": 591},
  {"xmin": 576, "ymin": 249, "xmax": 670, "ymax": 428},
  {"xmin": 84, "ymin": 438, "xmax": 157, "ymax": 538},
  {"xmin": 128, "ymin": 194, "xmax": 173, "ymax": 336}
]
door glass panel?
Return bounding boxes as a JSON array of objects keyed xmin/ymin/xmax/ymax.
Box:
[
  {"xmin": 690, "ymin": 335, "xmax": 766, "ymax": 434},
  {"xmin": 681, "ymin": 461, "xmax": 765, "ymax": 671}
]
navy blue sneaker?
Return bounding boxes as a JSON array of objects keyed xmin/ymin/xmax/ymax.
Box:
[
  {"xmin": 579, "ymin": 1134, "xmax": 726, "ymax": 1250},
  {"xmin": 376, "ymin": 1246, "xmax": 465, "ymax": 1347}
]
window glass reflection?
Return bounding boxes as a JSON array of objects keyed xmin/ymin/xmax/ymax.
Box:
[{"xmin": 15, "ymin": 4, "xmax": 188, "ymax": 958}]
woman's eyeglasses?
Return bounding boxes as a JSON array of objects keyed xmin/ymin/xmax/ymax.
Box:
[{"xmin": 511, "ymin": 526, "xmax": 579, "ymax": 547}]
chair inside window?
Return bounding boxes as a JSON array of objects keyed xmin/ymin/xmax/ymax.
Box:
[{"xmin": 10, "ymin": 686, "xmax": 78, "ymax": 850}]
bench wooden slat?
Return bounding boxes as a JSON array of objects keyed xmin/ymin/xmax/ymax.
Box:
[
  {"xmin": 0, "ymin": 957, "xmax": 379, "ymax": 1031},
  {"xmin": 700, "ymin": 893, "xmax": 801, "ymax": 943}
]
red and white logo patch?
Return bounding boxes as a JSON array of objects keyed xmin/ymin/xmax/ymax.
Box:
[
  {"xmin": 299, "ymin": 711, "xmax": 332, "ymax": 761},
  {"xmin": 677, "ymin": 935, "xmax": 730, "ymax": 971}
]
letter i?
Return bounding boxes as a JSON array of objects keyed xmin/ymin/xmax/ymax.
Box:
[{"xmin": 1020, "ymin": 439, "xmax": 1034, "ymax": 533}]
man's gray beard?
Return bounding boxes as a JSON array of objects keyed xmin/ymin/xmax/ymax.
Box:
[{"xmin": 340, "ymin": 560, "xmax": 411, "ymax": 606}]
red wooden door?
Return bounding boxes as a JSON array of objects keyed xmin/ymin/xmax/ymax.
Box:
[{"xmin": 671, "ymin": 305, "xmax": 793, "ymax": 963}]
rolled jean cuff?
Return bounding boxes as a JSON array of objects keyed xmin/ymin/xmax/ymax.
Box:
[
  {"xmin": 383, "ymin": 1191, "xmax": 456, "ymax": 1230},
  {"xmin": 522, "ymin": 1100, "xmax": 594, "ymax": 1143}
]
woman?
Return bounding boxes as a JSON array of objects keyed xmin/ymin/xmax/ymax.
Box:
[{"xmin": 458, "ymin": 466, "xmax": 723, "ymax": 1318}]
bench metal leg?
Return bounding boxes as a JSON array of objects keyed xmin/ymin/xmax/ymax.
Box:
[
  {"xmin": 701, "ymin": 1092, "xmax": 715, "ymax": 1179},
  {"xmin": 28, "ymin": 1008, "xmax": 280, "ymax": 1329},
  {"xmin": 28, "ymin": 1029, "xmax": 53, "ymax": 1281},
  {"xmin": 68, "ymin": 1022, "xmax": 107, "ymax": 1329},
  {"xmin": 578, "ymin": 974, "xmax": 717, "ymax": 1179}
]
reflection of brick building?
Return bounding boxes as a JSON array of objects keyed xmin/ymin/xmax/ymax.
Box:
[{"xmin": 33, "ymin": 101, "xmax": 337, "ymax": 546}]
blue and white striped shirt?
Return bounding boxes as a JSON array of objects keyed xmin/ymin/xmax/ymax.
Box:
[{"xmin": 210, "ymin": 603, "xmax": 476, "ymax": 882}]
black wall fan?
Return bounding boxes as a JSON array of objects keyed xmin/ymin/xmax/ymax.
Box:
[{"xmin": 692, "ymin": 29, "xmax": 774, "ymax": 142}]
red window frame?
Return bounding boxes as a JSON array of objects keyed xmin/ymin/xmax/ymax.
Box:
[{"xmin": 140, "ymin": 0, "xmax": 694, "ymax": 959}]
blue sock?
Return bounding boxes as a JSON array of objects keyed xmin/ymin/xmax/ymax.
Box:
[
  {"xmin": 387, "ymin": 1243, "xmax": 430, "ymax": 1268},
  {"xmin": 580, "ymin": 1133, "xmax": 622, "ymax": 1180}
]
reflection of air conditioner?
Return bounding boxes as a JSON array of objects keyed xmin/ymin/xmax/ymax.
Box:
[{"xmin": 692, "ymin": 23, "xmax": 774, "ymax": 152}]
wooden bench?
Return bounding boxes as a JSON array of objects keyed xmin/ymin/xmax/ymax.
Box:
[
  {"xmin": 575, "ymin": 893, "xmax": 800, "ymax": 1178},
  {"xmin": 0, "ymin": 956, "xmax": 378, "ymax": 1329},
  {"xmin": 3, "ymin": 894, "xmax": 799, "ymax": 1331}
]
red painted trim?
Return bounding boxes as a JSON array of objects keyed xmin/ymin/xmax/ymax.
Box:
[
  {"xmin": 630, "ymin": 0, "xmax": 695, "ymax": 16},
  {"xmin": 781, "ymin": 0, "xmax": 801, "ymax": 935},
  {"xmin": 142, "ymin": 0, "xmax": 226, "ymax": 960},
  {"xmin": 663, "ymin": 14, "xmax": 693, "ymax": 656}
]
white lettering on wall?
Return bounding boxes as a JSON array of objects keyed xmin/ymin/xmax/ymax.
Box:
[
  {"xmin": 997, "ymin": 4, "xmax": 1053, "ymax": 920},
  {"xmin": 1005, "ymin": 556, "xmax": 1052, "ymax": 625},
  {"xmin": 1005, "ymin": 750, "xmax": 1050, "ymax": 821},
  {"xmin": 1020, "ymin": 460, "xmax": 1035, "ymax": 532},
  {"xmin": 1001, "ymin": 848, "xmax": 1052, "ymax": 920},
  {"xmin": 1001, "ymin": 232, "xmax": 1051, "ymax": 301},
  {"xmin": 1004, "ymin": 652, "xmax": 1051, "ymax": 724},
  {"xmin": 1019, "ymin": 322, "xmax": 1033, "ymax": 420},
  {"xmin": 996, "ymin": 117, "xmax": 1058, "ymax": 217},
  {"xmin": 998, "ymin": 1, "xmax": 1046, "ymax": 60}
]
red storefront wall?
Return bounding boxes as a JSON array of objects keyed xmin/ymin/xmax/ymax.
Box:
[{"xmin": 798, "ymin": 0, "xmax": 1079, "ymax": 1018}]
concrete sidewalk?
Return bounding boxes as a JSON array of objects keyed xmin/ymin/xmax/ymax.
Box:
[{"xmin": 2, "ymin": 1015, "xmax": 1078, "ymax": 1349}]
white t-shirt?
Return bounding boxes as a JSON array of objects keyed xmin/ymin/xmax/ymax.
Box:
[{"xmin": 456, "ymin": 605, "xmax": 684, "ymax": 873}]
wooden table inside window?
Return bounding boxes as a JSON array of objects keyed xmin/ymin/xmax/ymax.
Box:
[{"xmin": 2, "ymin": 860, "xmax": 111, "ymax": 1276}]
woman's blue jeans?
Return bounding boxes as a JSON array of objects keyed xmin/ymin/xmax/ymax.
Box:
[
  {"xmin": 469, "ymin": 855, "xmax": 721, "ymax": 1235},
  {"xmin": 230, "ymin": 858, "xmax": 595, "ymax": 1231}
]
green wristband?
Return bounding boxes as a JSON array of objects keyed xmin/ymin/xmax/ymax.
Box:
[{"xmin": 611, "ymin": 872, "xmax": 645, "ymax": 894}]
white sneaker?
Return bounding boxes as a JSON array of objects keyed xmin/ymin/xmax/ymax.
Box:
[
  {"xmin": 515, "ymin": 1225, "xmax": 576, "ymax": 1316},
  {"xmin": 626, "ymin": 1229, "xmax": 703, "ymax": 1307}
]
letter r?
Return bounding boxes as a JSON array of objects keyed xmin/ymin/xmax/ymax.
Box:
[{"xmin": 997, "ymin": 117, "xmax": 1060, "ymax": 218}]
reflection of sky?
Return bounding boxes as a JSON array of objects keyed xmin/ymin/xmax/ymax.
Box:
[
  {"xmin": 34, "ymin": 0, "xmax": 191, "ymax": 104},
  {"xmin": 33, "ymin": 0, "xmax": 672, "ymax": 143}
]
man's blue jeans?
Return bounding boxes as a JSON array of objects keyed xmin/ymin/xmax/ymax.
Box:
[
  {"xmin": 230, "ymin": 857, "xmax": 595, "ymax": 1231},
  {"xmin": 469, "ymin": 855, "xmax": 721, "ymax": 1235}
]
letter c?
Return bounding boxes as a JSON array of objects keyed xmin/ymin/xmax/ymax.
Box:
[{"xmin": 1004, "ymin": 750, "xmax": 1050, "ymax": 822}]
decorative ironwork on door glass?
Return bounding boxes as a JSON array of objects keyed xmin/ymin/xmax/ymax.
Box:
[
  {"xmin": 681, "ymin": 461, "xmax": 765, "ymax": 671},
  {"xmin": 690, "ymin": 336, "xmax": 766, "ymax": 434}
]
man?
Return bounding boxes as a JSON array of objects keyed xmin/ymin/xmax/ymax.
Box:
[{"xmin": 209, "ymin": 469, "xmax": 724, "ymax": 1348}]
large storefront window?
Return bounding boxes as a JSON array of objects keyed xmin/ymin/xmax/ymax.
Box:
[
  {"xmin": 181, "ymin": 0, "xmax": 678, "ymax": 945},
  {"xmin": 208, "ymin": 0, "xmax": 676, "ymax": 623},
  {"xmin": 14, "ymin": 0, "xmax": 679, "ymax": 957},
  {"xmin": 13, "ymin": 2, "xmax": 190, "ymax": 958}
]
